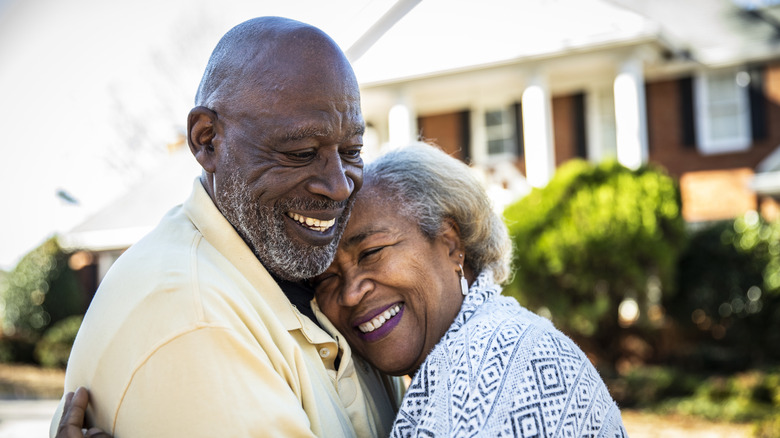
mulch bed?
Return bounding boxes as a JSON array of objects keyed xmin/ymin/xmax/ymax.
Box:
[{"xmin": 0, "ymin": 363, "xmax": 65, "ymax": 399}]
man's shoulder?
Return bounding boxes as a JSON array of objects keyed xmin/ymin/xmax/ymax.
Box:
[
  {"xmin": 92, "ymin": 213, "xmax": 200, "ymax": 301},
  {"xmin": 97, "ymin": 197, "xmax": 259, "ymax": 300},
  {"xmin": 81, "ymin": 205, "xmax": 254, "ymax": 342}
]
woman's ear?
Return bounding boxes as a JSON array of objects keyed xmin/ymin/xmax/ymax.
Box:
[
  {"xmin": 187, "ymin": 106, "xmax": 219, "ymax": 174},
  {"xmin": 439, "ymin": 218, "xmax": 465, "ymax": 263}
]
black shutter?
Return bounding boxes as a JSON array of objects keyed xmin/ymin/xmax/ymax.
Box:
[
  {"xmin": 573, "ymin": 92, "xmax": 587, "ymax": 159},
  {"xmin": 679, "ymin": 76, "xmax": 696, "ymax": 148},
  {"xmin": 459, "ymin": 110, "xmax": 471, "ymax": 164},
  {"xmin": 749, "ymin": 67, "xmax": 768, "ymax": 141},
  {"xmin": 513, "ymin": 102, "xmax": 524, "ymax": 157}
]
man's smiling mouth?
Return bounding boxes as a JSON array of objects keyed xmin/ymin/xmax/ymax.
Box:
[
  {"xmin": 358, "ymin": 304, "xmax": 402, "ymax": 333},
  {"xmin": 287, "ymin": 212, "xmax": 336, "ymax": 232}
]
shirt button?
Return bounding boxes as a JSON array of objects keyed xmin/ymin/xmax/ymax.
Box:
[{"xmin": 319, "ymin": 347, "xmax": 331, "ymax": 358}]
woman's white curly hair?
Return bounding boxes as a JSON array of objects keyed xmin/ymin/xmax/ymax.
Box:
[{"xmin": 364, "ymin": 142, "xmax": 513, "ymax": 284}]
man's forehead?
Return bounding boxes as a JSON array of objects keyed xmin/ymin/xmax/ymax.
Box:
[
  {"xmin": 225, "ymin": 90, "xmax": 363, "ymax": 125},
  {"xmin": 280, "ymin": 124, "xmax": 365, "ymax": 141}
]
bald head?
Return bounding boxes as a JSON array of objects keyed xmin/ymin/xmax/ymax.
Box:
[
  {"xmin": 195, "ymin": 17, "xmax": 356, "ymax": 115},
  {"xmin": 187, "ymin": 16, "xmax": 365, "ymax": 281}
]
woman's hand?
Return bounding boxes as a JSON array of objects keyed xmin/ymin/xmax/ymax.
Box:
[{"xmin": 56, "ymin": 387, "xmax": 112, "ymax": 438}]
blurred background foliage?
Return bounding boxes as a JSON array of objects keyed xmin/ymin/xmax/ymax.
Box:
[
  {"xmin": 0, "ymin": 237, "xmax": 86, "ymax": 365},
  {"xmin": 503, "ymin": 159, "xmax": 780, "ymax": 435},
  {"xmin": 504, "ymin": 159, "xmax": 687, "ymax": 365},
  {"xmin": 33, "ymin": 315, "xmax": 84, "ymax": 368},
  {"xmin": 668, "ymin": 212, "xmax": 780, "ymax": 371}
]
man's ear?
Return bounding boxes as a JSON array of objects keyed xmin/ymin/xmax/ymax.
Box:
[
  {"xmin": 440, "ymin": 218, "xmax": 465, "ymax": 262},
  {"xmin": 187, "ymin": 106, "xmax": 218, "ymax": 173}
]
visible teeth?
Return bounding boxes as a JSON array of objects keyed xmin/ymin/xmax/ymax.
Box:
[
  {"xmin": 287, "ymin": 212, "xmax": 336, "ymax": 232},
  {"xmin": 358, "ymin": 304, "xmax": 401, "ymax": 333}
]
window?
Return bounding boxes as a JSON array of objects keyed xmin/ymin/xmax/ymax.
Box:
[
  {"xmin": 485, "ymin": 106, "xmax": 517, "ymax": 158},
  {"xmin": 694, "ymin": 69, "xmax": 752, "ymax": 154}
]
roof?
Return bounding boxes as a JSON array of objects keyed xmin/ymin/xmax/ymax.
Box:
[
  {"xmin": 608, "ymin": 0, "xmax": 780, "ymax": 67},
  {"xmin": 350, "ymin": 0, "xmax": 659, "ymax": 86},
  {"xmin": 350, "ymin": 0, "xmax": 780, "ymax": 87},
  {"xmin": 61, "ymin": 147, "xmax": 202, "ymax": 251}
]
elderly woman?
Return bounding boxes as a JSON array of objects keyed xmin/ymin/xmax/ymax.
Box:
[
  {"xmin": 313, "ymin": 143, "xmax": 627, "ymax": 436},
  {"xmin": 58, "ymin": 143, "xmax": 626, "ymax": 437}
]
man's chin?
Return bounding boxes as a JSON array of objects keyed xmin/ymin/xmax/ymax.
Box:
[
  {"xmin": 257, "ymin": 238, "xmax": 338, "ymax": 282},
  {"xmin": 244, "ymin": 199, "xmax": 352, "ymax": 281}
]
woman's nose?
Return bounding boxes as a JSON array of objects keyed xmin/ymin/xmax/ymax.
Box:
[{"xmin": 339, "ymin": 272, "xmax": 372, "ymax": 308}]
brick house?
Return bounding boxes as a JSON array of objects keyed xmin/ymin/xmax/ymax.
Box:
[{"xmin": 350, "ymin": 0, "xmax": 780, "ymax": 222}]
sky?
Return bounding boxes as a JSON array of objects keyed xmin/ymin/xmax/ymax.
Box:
[{"xmin": 0, "ymin": 0, "xmax": 398, "ymax": 270}]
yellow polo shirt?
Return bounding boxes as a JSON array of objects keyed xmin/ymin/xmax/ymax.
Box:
[{"xmin": 52, "ymin": 179, "xmax": 400, "ymax": 437}]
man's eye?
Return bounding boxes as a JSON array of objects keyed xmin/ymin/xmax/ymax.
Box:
[
  {"xmin": 341, "ymin": 147, "xmax": 362, "ymax": 161},
  {"xmin": 286, "ymin": 150, "xmax": 317, "ymax": 161}
]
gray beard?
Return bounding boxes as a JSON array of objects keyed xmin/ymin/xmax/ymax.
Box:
[{"xmin": 216, "ymin": 173, "xmax": 352, "ymax": 282}]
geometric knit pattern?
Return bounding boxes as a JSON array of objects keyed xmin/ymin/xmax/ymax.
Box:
[{"xmin": 390, "ymin": 272, "xmax": 628, "ymax": 437}]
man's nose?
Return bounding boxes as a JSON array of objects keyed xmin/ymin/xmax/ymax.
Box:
[{"xmin": 307, "ymin": 150, "xmax": 354, "ymax": 201}]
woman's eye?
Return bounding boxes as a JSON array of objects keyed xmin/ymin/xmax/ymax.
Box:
[
  {"xmin": 359, "ymin": 247, "xmax": 384, "ymax": 261},
  {"xmin": 312, "ymin": 274, "xmax": 335, "ymax": 291}
]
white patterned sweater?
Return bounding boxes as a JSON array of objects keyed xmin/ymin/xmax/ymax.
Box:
[{"xmin": 390, "ymin": 272, "xmax": 628, "ymax": 437}]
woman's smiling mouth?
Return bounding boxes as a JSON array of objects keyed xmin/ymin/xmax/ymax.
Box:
[
  {"xmin": 358, "ymin": 303, "xmax": 402, "ymax": 333},
  {"xmin": 354, "ymin": 303, "xmax": 405, "ymax": 342}
]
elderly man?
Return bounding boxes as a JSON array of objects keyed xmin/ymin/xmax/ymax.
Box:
[{"xmin": 51, "ymin": 17, "xmax": 399, "ymax": 438}]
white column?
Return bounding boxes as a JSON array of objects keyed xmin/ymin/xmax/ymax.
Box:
[
  {"xmin": 613, "ymin": 57, "xmax": 648, "ymax": 170},
  {"xmin": 388, "ymin": 98, "xmax": 417, "ymax": 149},
  {"xmin": 522, "ymin": 73, "xmax": 555, "ymax": 188},
  {"xmin": 586, "ymin": 86, "xmax": 605, "ymax": 164},
  {"xmin": 470, "ymin": 104, "xmax": 488, "ymax": 165}
]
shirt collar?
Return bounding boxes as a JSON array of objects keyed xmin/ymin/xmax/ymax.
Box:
[{"xmin": 182, "ymin": 178, "xmax": 307, "ymax": 332}]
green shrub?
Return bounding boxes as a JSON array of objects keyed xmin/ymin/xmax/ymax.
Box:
[
  {"xmin": 668, "ymin": 213, "xmax": 780, "ymax": 371},
  {"xmin": 665, "ymin": 369, "xmax": 780, "ymax": 423},
  {"xmin": 607, "ymin": 365, "xmax": 698, "ymax": 407},
  {"xmin": 34, "ymin": 315, "xmax": 83, "ymax": 368},
  {"xmin": 0, "ymin": 237, "xmax": 85, "ymax": 361},
  {"xmin": 753, "ymin": 412, "xmax": 780, "ymax": 438},
  {"xmin": 0, "ymin": 336, "xmax": 35, "ymax": 363},
  {"xmin": 612, "ymin": 367, "xmax": 780, "ymax": 423},
  {"xmin": 503, "ymin": 159, "xmax": 686, "ymax": 364}
]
